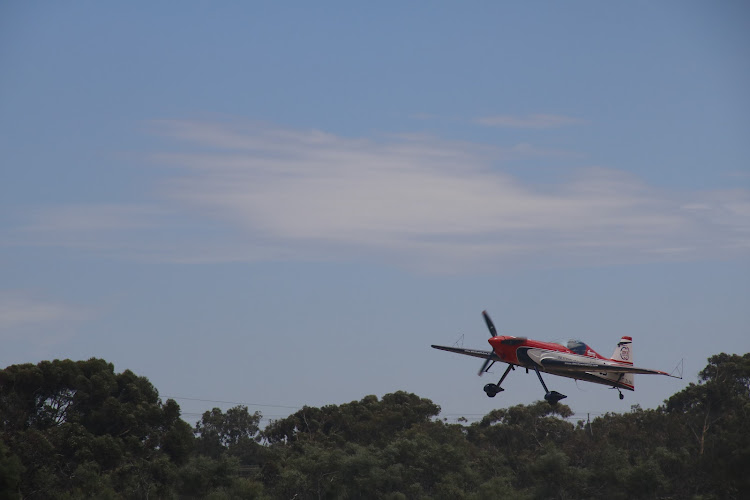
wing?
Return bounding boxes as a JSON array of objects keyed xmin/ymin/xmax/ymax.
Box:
[
  {"xmin": 522, "ymin": 347, "xmax": 678, "ymax": 377},
  {"xmin": 431, "ymin": 344, "xmax": 500, "ymax": 361},
  {"xmin": 539, "ymin": 358, "xmax": 675, "ymax": 377}
]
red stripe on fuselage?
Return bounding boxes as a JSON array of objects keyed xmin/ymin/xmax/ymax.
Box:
[
  {"xmin": 489, "ymin": 336, "xmax": 607, "ymax": 365},
  {"xmin": 612, "ymin": 358, "xmax": 634, "ymax": 365}
]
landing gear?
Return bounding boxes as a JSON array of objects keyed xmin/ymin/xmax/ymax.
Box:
[
  {"xmin": 532, "ymin": 366, "xmax": 567, "ymax": 405},
  {"xmin": 544, "ymin": 391, "xmax": 567, "ymax": 404},
  {"xmin": 483, "ymin": 364, "xmax": 514, "ymax": 398},
  {"xmin": 613, "ymin": 375, "xmax": 625, "ymax": 400},
  {"xmin": 481, "ymin": 364, "xmax": 567, "ymax": 404},
  {"xmin": 484, "ymin": 383, "xmax": 503, "ymax": 397}
]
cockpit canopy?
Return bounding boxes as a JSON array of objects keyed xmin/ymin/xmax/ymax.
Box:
[{"xmin": 567, "ymin": 339, "xmax": 589, "ymax": 355}]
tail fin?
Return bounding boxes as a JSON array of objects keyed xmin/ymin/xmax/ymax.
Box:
[
  {"xmin": 610, "ymin": 336, "xmax": 634, "ymax": 388},
  {"xmin": 611, "ymin": 336, "xmax": 633, "ymax": 364}
]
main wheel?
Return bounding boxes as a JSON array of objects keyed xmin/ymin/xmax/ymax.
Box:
[
  {"xmin": 544, "ymin": 391, "xmax": 567, "ymax": 404},
  {"xmin": 483, "ymin": 383, "xmax": 499, "ymax": 397}
]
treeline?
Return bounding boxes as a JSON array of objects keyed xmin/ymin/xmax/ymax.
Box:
[{"xmin": 1, "ymin": 353, "xmax": 748, "ymax": 499}]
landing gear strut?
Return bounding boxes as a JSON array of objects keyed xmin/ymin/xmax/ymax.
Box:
[
  {"xmin": 614, "ymin": 374, "xmax": 625, "ymax": 400},
  {"xmin": 483, "ymin": 364, "xmax": 514, "ymax": 398},
  {"xmin": 532, "ymin": 366, "xmax": 567, "ymax": 404}
]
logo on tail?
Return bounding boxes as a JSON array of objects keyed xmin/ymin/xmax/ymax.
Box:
[{"xmin": 620, "ymin": 345, "xmax": 630, "ymax": 361}]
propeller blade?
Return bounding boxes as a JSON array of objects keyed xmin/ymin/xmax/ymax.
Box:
[
  {"xmin": 482, "ymin": 310, "xmax": 497, "ymax": 338},
  {"xmin": 478, "ymin": 354, "xmax": 494, "ymax": 376}
]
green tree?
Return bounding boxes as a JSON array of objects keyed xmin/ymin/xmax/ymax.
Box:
[
  {"xmin": 194, "ymin": 405, "xmax": 264, "ymax": 465},
  {"xmin": 3, "ymin": 353, "xmax": 749, "ymax": 499},
  {"xmin": 0, "ymin": 440, "xmax": 23, "ymax": 499},
  {"xmin": 0, "ymin": 358, "xmax": 194, "ymax": 498},
  {"xmin": 665, "ymin": 353, "xmax": 750, "ymax": 498},
  {"xmin": 263, "ymin": 391, "xmax": 440, "ymax": 447}
]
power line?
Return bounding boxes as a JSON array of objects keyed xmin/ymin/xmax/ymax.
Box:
[
  {"xmin": 167, "ymin": 395, "xmax": 611, "ymax": 425},
  {"xmin": 164, "ymin": 395, "xmax": 301, "ymax": 410}
]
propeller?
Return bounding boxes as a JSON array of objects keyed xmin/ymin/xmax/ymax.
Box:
[
  {"xmin": 478, "ymin": 311, "xmax": 498, "ymax": 376},
  {"xmin": 484, "ymin": 310, "xmax": 527, "ymax": 344},
  {"xmin": 478, "ymin": 355, "xmax": 494, "ymax": 376},
  {"xmin": 478, "ymin": 310, "xmax": 527, "ymax": 375},
  {"xmin": 482, "ymin": 310, "xmax": 497, "ymax": 337}
]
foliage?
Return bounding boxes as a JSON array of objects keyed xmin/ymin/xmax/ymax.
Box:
[
  {"xmin": 262, "ymin": 391, "xmax": 440, "ymax": 446},
  {"xmin": 0, "ymin": 358, "xmax": 194, "ymax": 499},
  {"xmin": 664, "ymin": 353, "xmax": 750, "ymax": 499},
  {"xmin": 195, "ymin": 405, "xmax": 263, "ymax": 462},
  {"xmin": 1, "ymin": 353, "xmax": 748, "ymax": 499}
]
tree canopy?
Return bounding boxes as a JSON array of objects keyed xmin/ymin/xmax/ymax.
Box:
[
  {"xmin": 0, "ymin": 358, "xmax": 194, "ymax": 498},
  {"xmin": 1, "ymin": 353, "xmax": 748, "ymax": 499}
]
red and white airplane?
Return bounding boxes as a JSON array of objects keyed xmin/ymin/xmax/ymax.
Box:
[{"xmin": 432, "ymin": 311, "xmax": 681, "ymax": 404}]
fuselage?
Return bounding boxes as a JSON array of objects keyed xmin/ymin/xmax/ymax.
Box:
[{"xmin": 488, "ymin": 336, "xmax": 635, "ymax": 391}]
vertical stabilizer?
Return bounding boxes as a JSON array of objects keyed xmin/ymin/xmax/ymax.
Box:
[
  {"xmin": 610, "ymin": 336, "xmax": 634, "ymax": 388},
  {"xmin": 611, "ymin": 336, "xmax": 633, "ymax": 364}
]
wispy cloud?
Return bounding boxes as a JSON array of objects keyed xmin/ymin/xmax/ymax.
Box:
[
  {"xmin": 0, "ymin": 291, "xmax": 90, "ymax": 338},
  {"xmin": 22, "ymin": 204, "xmax": 166, "ymax": 233},
  {"xmin": 10, "ymin": 120, "xmax": 750, "ymax": 271},
  {"xmin": 9, "ymin": 204, "xmax": 181, "ymax": 259},
  {"xmin": 474, "ymin": 114, "xmax": 586, "ymax": 129}
]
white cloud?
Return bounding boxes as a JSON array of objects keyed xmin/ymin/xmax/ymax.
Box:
[
  {"xmin": 11, "ymin": 120, "xmax": 750, "ymax": 271},
  {"xmin": 474, "ymin": 114, "xmax": 586, "ymax": 129},
  {"xmin": 152, "ymin": 120, "xmax": 749, "ymax": 270}
]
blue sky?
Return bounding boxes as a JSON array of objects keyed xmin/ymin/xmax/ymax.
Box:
[{"xmin": 1, "ymin": 1, "xmax": 749, "ymax": 424}]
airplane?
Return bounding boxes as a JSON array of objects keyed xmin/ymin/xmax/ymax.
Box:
[{"xmin": 432, "ymin": 311, "xmax": 681, "ymax": 404}]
